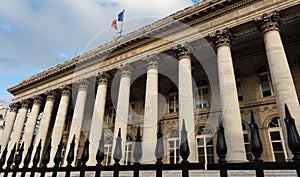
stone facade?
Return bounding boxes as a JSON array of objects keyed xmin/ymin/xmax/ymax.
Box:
[{"xmin": 1, "ymin": 0, "xmax": 300, "ymax": 170}]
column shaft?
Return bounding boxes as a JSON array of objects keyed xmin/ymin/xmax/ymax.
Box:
[{"xmin": 87, "ymin": 74, "xmax": 108, "ymax": 166}]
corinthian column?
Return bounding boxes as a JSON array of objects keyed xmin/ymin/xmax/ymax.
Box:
[
  {"xmin": 87, "ymin": 73, "xmax": 109, "ymax": 166},
  {"xmin": 142, "ymin": 55, "xmax": 160, "ymax": 164},
  {"xmin": 49, "ymin": 86, "xmax": 71, "ymax": 166},
  {"xmin": 0, "ymin": 103, "xmax": 19, "ymax": 152},
  {"xmin": 22, "ymin": 95, "xmax": 44, "ymax": 160},
  {"xmin": 173, "ymin": 44, "xmax": 197, "ymax": 162},
  {"xmin": 63, "ymin": 80, "xmax": 88, "ymax": 166},
  {"xmin": 33, "ymin": 90, "xmax": 57, "ymax": 156},
  {"xmin": 256, "ymin": 11, "xmax": 300, "ymax": 159},
  {"xmin": 8, "ymin": 100, "xmax": 30, "ymax": 151},
  {"xmin": 111, "ymin": 64, "xmax": 132, "ymax": 164},
  {"xmin": 211, "ymin": 29, "xmax": 246, "ymax": 162}
]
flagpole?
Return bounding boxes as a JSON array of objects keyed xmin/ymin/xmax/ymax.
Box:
[{"xmin": 119, "ymin": 9, "xmax": 125, "ymax": 37}]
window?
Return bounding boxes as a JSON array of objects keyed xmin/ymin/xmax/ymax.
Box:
[
  {"xmin": 107, "ymin": 107, "xmax": 116, "ymax": 124},
  {"xmin": 103, "ymin": 137, "xmax": 113, "ymax": 166},
  {"xmin": 268, "ymin": 117, "xmax": 287, "ymax": 162},
  {"xmin": 195, "ymin": 80, "xmax": 210, "ymax": 109},
  {"xmin": 128, "ymin": 103, "xmax": 135, "ymax": 121},
  {"xmin": 124, "ymin": 135, "xmax": 133, "ymax": 165},
  {"xmin": 168, "ymin": 129, "xmax": 179, "ymax": 164},
  {"xmin": 34, "ymin": 112, "xmax": 43, "ymax": 135},
  {"xmin": 236, "ymin": 74, "xmax": 243, "ymax": 101},
  {"xmin": 168, "ymin": 87, "xmax": 179, "ymax": 113},
  {"xmin": 258, "ymin": 65, "xmax": 273, "ymax": 97},
  {"xmin": 196, "ymin": 126, "xmax": 214, "ymax": 164},
  {"xmin": 242, "ymin": 122, "xmax": 252, "ymax": 161}
]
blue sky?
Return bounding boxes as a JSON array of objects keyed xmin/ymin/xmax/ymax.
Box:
[{"xmin": 0, "ymin": 0, "xmax": 201, "ymax": 106}]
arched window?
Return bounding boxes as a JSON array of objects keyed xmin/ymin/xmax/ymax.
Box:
[
  {"xmin": 124, "ymin": 135, "xmax": 133, "ymax": 165},
  {"xmin": 103, "ymin": 137, "xmax": 113, "ymax": 166},
  {"xmin": 195, "ymin": 80, "xmax": 210, "ymax": 109},
  {"xmin": 258, "ymin": 65, "xmax": 273, "ymax": 97},
  {"xmin": 236, "ymin": 73, "xmax": 243, "ymax": 101},
  {"xmin": 168, "ymin": 129, "xmax": 180, "ymax": 164},
  {"xmin": 196, "ymin": 126, "xmax": 214, "ymax": 164},
  {"xmin": 242, "ymin": 122, "xmax": 252, "ymax": 161},
  {"xmin": 168, "ymin": 87, "xmax": 179, "ymax": 113},
  {"xmin": 268, "ymin": 117, "xmax": 287, "ymax": 162}
]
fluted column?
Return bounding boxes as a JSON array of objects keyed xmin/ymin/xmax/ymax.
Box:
[
  {"xmin": 211, "ymin": 29, "xmax": 247, "ymax": 162},
  {"xmin": 63, "ymin": 80, "xmax": 88, "ymax": 166},
  {"xmin": 87, "ymin": 73, "xmax": 109, "ymax": 166},
  {"xmin": 174, "ymin": 44, "xmax": 196, "ymax": 162},
  {"xmin": 256, "ymin": 11, "xmax": 300, "ymax": 159},
  {"xmin": 49, "ymin": 86, "xmax": 71, "ymax": 166},
  {"xmin": 8, "ymin": 100, "xmax": 31, "ymax": 151},
  {"xmin": 22, "ymin": 96, "xmax": 44, "ymax": 161},
  {"xmin": 0, "ymin": 103, "xmax": 19, "ymax": 152},
  {"xmin": 142, "ymin": 55, "xmax": 159, "ymax": 163},
  {"xmin": 111, "ymin": 64, "xmax": 132, "ymax": 164},
  {"xmin": 33, "ymin": 90, "xmax": 57, "ymax": 157}
]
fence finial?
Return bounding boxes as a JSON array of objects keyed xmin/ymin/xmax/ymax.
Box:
[
  {"xmin": 14, "ymin": 142, "xmax": 24, "ymax": 168},
  {"xmin": 216, "ymin": 117, "xmax": 227, "ymax": 163},
  {"xmin": 250, "ymin": 111, "xmax": 263, "ymax": 162},
  {"xmin": 23, "ymin": 142, "xmax": 34, "ymax": 168},
  {"xmin": 32, "ymin": 139, "xmax": 42, "ymax": 167},
  {"xmin": 42, "ymin": 139, "xmax": 52, "ymax": 167},
  {"xmin": 80, "ymin": 138, "xmax": 90, "ymax": 167},
  {"xmin": 0, "ymin": 145, "xmax": 8, "ymax": 169},
  {"xmin": 133, "ymin": 126, "xmax": 142, "ymax": 164},
  {"xmin": 155, "ymin": 122, "xmax": 164, "ymax": 164},
  {"xmin": 67, "ymin": 135, "xmax": 76, "ymax": 167},
  {"xmin": 96, "ymin": 131, "xmax": 105, "ymax": 166},
  {"xmin": 7, "ymin": 143, "xmax": 17, "ymax": 168},
  {"xmin": 180, "ymin": 119, "xmax": 190, "ymax": 163},
  {"xmin": 113, "ymin": 128, "xmax": 122, "ymax": 165}
]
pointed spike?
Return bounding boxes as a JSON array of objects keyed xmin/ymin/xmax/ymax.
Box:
[
  {"xmin": 54, "ymin": 139, "xmax": 64, "ymax": 167},
  {"xmin": 113, "ymin": 128, "xmax": 122, "ymax": 164},
  {"xmin": 96, "ymin": 131, "xmax": 105, "ymax": 166},
  {"xmin": 42, "ymin": 139, "xmax": 52, "ymax": 167},
  {"xmin": 285, "ymin": 103, "xmax": 292, "ymax": 120},
  {"xmin": 67, "ymin": 135, "xmax": 76, "ymax": 166},
  {"xmin": 23, "ymin": 142, "xmax": 34, "ymax": 167},
  {"xmin": 14, "ymin": 142, "xmax": 25, "ymax": 167},
  {"xmin": 7, "ymin": 143, "xmax": 17, "ymax": 168},
  {"xmin": 133, "ymin": 126, "xmax": 142, "ymax": 164},
  {"xmin": 118, "ymin": 128, "xmax": 121, "ymax": 137},
  {"xmin": 182, "ymin": 119, "xmax": 186, "ymax": 132},
  {"xmin": 80, "ymin": 138, "xmax": 90, "ymax": 166},
  {"xmin": 32, "ymin": 139, "xmax": 42, "ymax": 167},
  {"xmin": 0, "ymin": 145, "xmax": 8, "ymax": 168},
  {"xmin": 155, "ymin": 122, "xmax": 164, "ymax": 164},
  {"xmin": 250, "ymin": 110, "xmax": 255, "ymax": 125}
]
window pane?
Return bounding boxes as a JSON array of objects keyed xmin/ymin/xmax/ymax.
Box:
[
  {"xmin": 207, "ymin": 147, "xmax": 213, "ymax": 154},
  {"xmin": 270, "ymin": 131, "xmax": 281, "ymax": 141},
  {"xmin": 274, "ymin": 153, "xmax": 286, "ymax": 162},
  {"xmin": 272, "ymin": 142, "xmax": 284, "ymax": 151}
]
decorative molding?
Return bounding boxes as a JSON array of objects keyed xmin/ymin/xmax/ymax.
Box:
[
  {"xmin": 61, "ymin": 85, "xmax": 72, "ymax": 96},
  {"xmin": 145, "ymin": 53, "xmax": 160, "ymax": 70},
  {"xmin": 20, "ymin": 100, "xmax": 31, "ymax": 109},
  {"xmin": 255, "ymin": 10, "xmax": 281, "ymax": 34},
  {"xmin": 46, "ymin": 90, "xmax": 58, "ymax": 101},
  {"xmin": 173, "ymin": 43, "xmax": 193, "ymax": 60},
  {"xmin": 119, "ymin": 63, "xmax": 133, "ymax": 78},
  {"xmin": 33, "ymin": 95, "xmax": 44, "ymax": 105},
  {"xmin": 9, "ymin": 103, "xmax": 19, "ymax": 112},
  {"xmin": 78, "ymin": 79, "xmax": 89, "ymax": 91},
  {"xmin": 96, "ymin": 72, "xmax": 110, "ymax": 85},
  {"xmin": 210, "ymin": 28, "xmax": 233, "ymax": 47}
]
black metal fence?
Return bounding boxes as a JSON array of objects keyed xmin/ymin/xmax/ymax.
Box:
[{"xmin": 0, "ymin": 104, "xmax": 299, "ymax": 177}]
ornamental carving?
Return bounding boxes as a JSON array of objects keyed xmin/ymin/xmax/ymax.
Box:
[
  {"xmin": 210, "ymin": 28, "xmax": 233, "ymax": 47},
  {"xmin": 255, "ymin": 11, "xmax": 281, "ymax": 33},
  {"xmin": 173, "ymin": 43, "xmax": 193, "ymax": 60},
  {"xmin": 78, "ymin": 79, "xmax": 88, "ymax": 91},
  {"xmin": 9, "ymin": 103, "xmax": 19, "ymax": 112},
  {"xmin": 96, "ymin": 72, "xmax": 110, "ymax": 85},
  {"xmin": 20, "ymin": 100, "xmax": 31, "ymax": 109},
  {"xmin": 145, "ymin": 53, "xmax": 160, "ymax": 70},
  {"xmin": 61, "ymin": 85, "xmax": 72, "ymax": 96},
  {"xmin": 33, "ymin": 95, "xmax": 44, "ymax": 105},
  {"xmin": 119, "ymin": 63, "xmax": 133, "ymax": 78},
  {"xmin": 45, "ymin": 90, "xmax": 58, "ymax": 101}
]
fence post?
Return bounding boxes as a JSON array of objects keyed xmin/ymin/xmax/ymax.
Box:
[
  {"xmin": 65, "ymin": 135, "xmax": 76, "ymax": 177},
  {"xmin": 12, "ymin": 142, "xmax": 24, "ymax": 177},
  {"xmin": 95, "ymin": 131, "xmax": 105, "ymax": 177},
  {"xmin": 30, "ymin": 140, "xmax": 42, "ymax": 177},
  {"xmin": 0, "ymin": 145, "xmax": 8, "ymax": 173},
  {"xmin": 133, "ymin": 126, "xmax": 142, "ymax": 177},
  {"xmin": 180, "ymin": 119, "xmax": 189, "ymax": 177},
  {"xmin": 155, "ymin": 122, "xmax": 164, "ymax": 177},
  {"xmin": 21, "ymin": 142, "xmax": 34, "ymax": 177},
  {"xmin": 80, "ymin": 138, "xmax": 89, "ymax": 177},
  {"xmin": 52, "ymin": 139, "xmax": 63, "ymax": 177},
  {"xmin": 216, "ymin": 121, "xmax": 228, "ymax": 177},
  {"xmin": 4, "ymin": 143, "xmax": 16, "ymax": 177},
  {"xmin": 284, "ymin": 104, "xmax": 300, "ymax": 176},
  {"xmin": 41, "ymin": 139, "xmax": 52, "ymax": 177},
  {"xmin": 113, "ymin": 128, "xmax": 122, "ymax": 177}
]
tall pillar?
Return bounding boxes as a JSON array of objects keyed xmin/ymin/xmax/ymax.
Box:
[
  {"xmin": 0, "ymin": 103, "xmax": 19, "ymax": 152},
  {"xmin": 87, "ymin": 73, "xmax": 109, "ymax": 166},
  {"xmin": 33, "ymin": 90, "xmax": 57, "ymax": 157},
  {"xmin": 142, "ymin": 55, "xmax": 159, "ymax": 163},
  {"xmin": 256, "ymin": 11, "xmax": 300, "ymax": 159},
  {"xmin": 111, "ymin": 64, "xmax": 132, "ymax": 164},
  {"xmin": 174, "ymin": 44, "xmax": 196, "ymax": 162},
  {"xmin": 8, "ymin": 100, "xmax": 31, "ymax": 151},
  {"xmin": 63, "ymin": 80, "xmax": 88, "ymax": 166},
  {"xmin": 22, "ymin": 96, "xmax": 44, "ymax": 161},
  {"xmin": 211, "ymin": 28, "xmax": 247, "ymax": 162},
  {"xmin": 49, "ymin": 86, "xmax": 71, "ymax": 167}
]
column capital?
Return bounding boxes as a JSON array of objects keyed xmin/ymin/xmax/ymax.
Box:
[
  {"xmin": 78, "ymin": 79, "xmax": 89, "ymax": 91},
  {"xmin": 173, "ymin": 43, "xmax": 193, "ymax": 60},
  {"xmin": 20, "ymin": 100, "xmax": 31, "ymax": 109},
  {"xmin": 96, "ymin": 72, "xmax": 110, "ymax": 85},
  {"xmin": 210, "ymin": 28, "xmax": 233, "ymax": 47},
  {"xmin": 61, "ymin": 85, "xmax": 72, "ymax": 96},
  {"xmin": 45, "ymin": 90, "xmax": 58, "ymax": 101},
  {"xmin": 145, "ymin": 54, "xmax": 160, "ymax": 70},
  {"xmin": 119, "ymin": 63, "xmax": 133, "ymax": 78},
  {"xmin": 9, "ymin": 102, "xmax": 19, "ymax": 112},
  {"xmin": 255, "ymin": 11, "xmax": 281, "ymax": 34},
  {"xmin": 33, "ymin": 95, "xmax": 44, "ymax": 105}
]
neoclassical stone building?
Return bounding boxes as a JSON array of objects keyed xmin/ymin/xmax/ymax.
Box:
[{"xmin": 1, "ymin": 0, "xmax": 300, "ymax": 168}]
